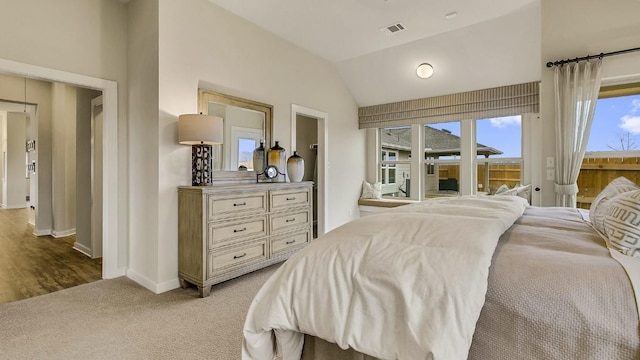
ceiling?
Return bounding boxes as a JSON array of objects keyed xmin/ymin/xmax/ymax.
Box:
[{"xmin": 208, "ymin": 0, "xmax": 541, "ymax": 107}]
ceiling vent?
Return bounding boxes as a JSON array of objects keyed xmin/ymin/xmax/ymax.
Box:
[{"xmin": 380, "ymin": 22, "xmax": 406, "ymax": 35}]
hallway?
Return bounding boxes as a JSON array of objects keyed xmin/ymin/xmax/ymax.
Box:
[{"xmin": 0, "ymin": 208, "xmax": 102, "ymax": 304}]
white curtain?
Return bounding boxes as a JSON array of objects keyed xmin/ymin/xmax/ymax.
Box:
[{"xmin": 554, "ymin": 59, "xmax": 602, "ymax": 207}]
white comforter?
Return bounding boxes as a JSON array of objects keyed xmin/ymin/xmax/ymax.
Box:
[{"xmin": 242, "ymin": 195, "xmax": 528, "ymax": 360}]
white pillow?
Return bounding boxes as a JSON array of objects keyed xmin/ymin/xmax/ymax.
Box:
[
  {"xmin": 494, "ymin": 184, "xmax": 509, "ymax": 195},
  {"xmin": 497, "ymin": 187, "xmax": 519, "ymax": 196},
  {"xmin": 604, "ymin": 189, "xmax": 640, "ymax": 257},
  {"xmin": 515, "ymin": 184, "xmax": 532, "ymax": 203},
  {"xmin": 590, "ymin": 177, "xmax": 639, "ymax": 234},
  {"xmin": 493, "ymin": 184, "xmax": 531, "ymax": 204},
  {"xmin": 360, "ymin": 180, "xmax": 382, "ymax": 199}
]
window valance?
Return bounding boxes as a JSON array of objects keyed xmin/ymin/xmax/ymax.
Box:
[{"xmin": 358, "ymin": 82, "xmax": 540, "ymax": 129}]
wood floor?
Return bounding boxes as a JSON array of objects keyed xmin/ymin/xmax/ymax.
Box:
[{"xmin": 0, "ymin": 208, "xmax": 102, "ymax": 305}]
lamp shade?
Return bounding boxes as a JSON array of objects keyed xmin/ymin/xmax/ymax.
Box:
[{"xmin": 178, "ymin": 114, "xmax": 223, "ymax": 145}]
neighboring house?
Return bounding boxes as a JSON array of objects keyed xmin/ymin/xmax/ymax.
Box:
[
  {"xmin": 380, "ymin": 126, "xmax": 501, "ymax": 197},
  {"xmin": 0, "ymin": 0, "xmax": 637, "ymax": 295}
]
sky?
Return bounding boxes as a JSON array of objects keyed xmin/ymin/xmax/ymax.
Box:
[
  {"xmin": 588, "ymin": 94, "xmax": 640, "ymax": 151},
  {"xmin": 429, "ymin": 93, "xmax": 640, "ymax": 157}
]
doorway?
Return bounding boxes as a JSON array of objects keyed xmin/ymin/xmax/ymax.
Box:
[
  {"xmin": 0, "ymin": 82, "xmax": 103, "ymax": 303},
  {"xmin": 291, "ymin": 104, "xmax": 328, "ymax": 238},
  {"xmin": 0, "ymin": 58, "xmax": 121, "ymax": 279}
]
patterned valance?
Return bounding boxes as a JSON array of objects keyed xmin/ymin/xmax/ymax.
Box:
[{"xmin": 358, "ymin": 82, "xmax": 540, "ymax": 129}]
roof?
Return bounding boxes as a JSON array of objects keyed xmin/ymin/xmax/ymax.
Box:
[{"xmin": 381, "ymin": 126, "xmax": 502, "ymax": 157}]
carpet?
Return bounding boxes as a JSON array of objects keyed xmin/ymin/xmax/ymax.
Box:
[{"xmin": 0, "ymin": 264, "xmax": 280, "ymax": 360}]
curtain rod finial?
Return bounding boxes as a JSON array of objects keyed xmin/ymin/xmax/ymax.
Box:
[{"xmin": 546, "ymin": 62, "xmax": 554, "ymax": 68}]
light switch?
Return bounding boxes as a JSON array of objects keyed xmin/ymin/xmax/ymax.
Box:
[
  {"xmin": 546, "ymin": 157, "xmax": 554, "ymax": 168},
  {"xmin": 546, "ymin": 169, "xmax": 555, "ymax": 181}
]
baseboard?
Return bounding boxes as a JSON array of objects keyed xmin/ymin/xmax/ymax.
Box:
[
  {"xmin": 126, "ymin": 269, "xmax": 180, "ymax": 294},
  {"xmin": 103, "ymin": 266, "xmax": 126, "ymax": 280},
  {"xmin": 72, "ymin": 242, "xmax": 93, "ymax": 257},
  {"xmin": 1, "ymin": 203, "xmax": 27, "ymax": 209},
  {"xmin": 51, "ymin": 228, "xmax": 76, "ymax": 238},
  {"xmin": 33, "ymin": 228, "xmax": 52, "ymax": 236},
  {"xmin": 156, "ymin": 278, "xmax": 181, "ymax": 293}
]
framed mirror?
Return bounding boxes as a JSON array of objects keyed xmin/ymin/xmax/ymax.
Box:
[{"xmin": 198, "ymin": 89, "xmax": 273, "ymax": 181}]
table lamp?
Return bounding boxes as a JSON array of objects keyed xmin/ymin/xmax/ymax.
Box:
[{"xmin": 178, "ymin": 114, "xmax": 223, "ymax": 186}]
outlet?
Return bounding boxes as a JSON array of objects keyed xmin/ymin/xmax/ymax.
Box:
[
  {"xmin": 546, "ymin": 156, "xmax": 554, "ymax": 168},
  {"xmin": 546, "ymin": 169, "xmax": 555, "ymax": 181}
]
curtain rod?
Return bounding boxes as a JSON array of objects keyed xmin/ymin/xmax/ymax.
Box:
[{"xmin": 546, "ymin": 46, "xmax": 640, "ymax": 68}]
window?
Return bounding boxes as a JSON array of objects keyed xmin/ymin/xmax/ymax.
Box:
[
  {"xmin": 237, "ymin": 138, "xmax": 257, "ymax": 170},
  {"xmin": 587, "ymin": 92, "xmax": 640, "ymax": 152},
  {"xmin": 230, "ymin": 126, "xmax": 263, "ymax": 171},
  {"xmin": 423, "ymin": 122, "xmax": 461, "ymax": 197},
  {"xmin": 576, "ymin": 83, "xmax": 640, "ymax": 209},
  {"xmin": 476, "ymin": 116, "xmax": 522, "ymax": 193},
  {"xmin": 375, "ymin": 115, "xmax": 526, "ymax": 200},
  {"xmin": 379, "ymin": 127, "xmax": 411, "ymax": 198},
  {"xmin": 381, "ymin": 150, "xmax": 397, "ymax": 184}
]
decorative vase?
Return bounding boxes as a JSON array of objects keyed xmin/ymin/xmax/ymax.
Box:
[
  {"xmin": 252, "ymin": 141, "xmax": 266, "ymax": 175},
  {"xmin": 267, "ymin": 141, "xmax": 286, "ymax": 182},
  {"xmin": 287, "ymin": 151, "xmax": 304, "ymax": 182}
]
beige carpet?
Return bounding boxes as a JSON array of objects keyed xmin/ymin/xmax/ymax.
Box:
[{"xmin": 0, "ymin": 264, "xmax": 280, "ymax": 360}]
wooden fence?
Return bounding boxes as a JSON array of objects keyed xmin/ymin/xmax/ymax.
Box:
[
  {"xmin": 439, "ymin": 156, "xmax": 640, "ymax": 209},
  {"xmin": 576, "ymin": 156, "xmax": 640, "ymax": 209},
  {"xmin": 438, "ymin": 164, "xmax": 522, "ymax": 194}
]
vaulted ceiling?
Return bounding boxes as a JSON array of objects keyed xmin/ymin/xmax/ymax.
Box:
[{"xmin": 209, "ymin": 0, "xmax": 542, "ymax": 107}]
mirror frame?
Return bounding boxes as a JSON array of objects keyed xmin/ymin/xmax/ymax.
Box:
[{"xmin": 198, "ymin": 89, "xmax": 273, "ymax": 181}]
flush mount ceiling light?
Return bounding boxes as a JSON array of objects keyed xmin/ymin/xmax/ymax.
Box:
[{"xmin": 416, "ymin": 63, "xmax": 434, "ymax": 79}]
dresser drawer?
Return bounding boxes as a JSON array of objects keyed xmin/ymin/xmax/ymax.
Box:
[
  {"xmin": 208, "ymin": 192, "xmax": 267, "ymax": 220},
  {"xmin": 208, "ymin": 216, "xmax": 267, "ymax": 248},
  {"xmin": 270, "ymin": 189, "xmax": 310, "ymax": 211},
  {"xmin": 271, "ymin": 230, "xmax": 310, "ymax": 256},
  {"xmin": 271, "ymin": 210, "xmax": 310, "ymax": 233},
  {"xmin": 208, "ymin": 240, "xmax": 267, "ymax": 277}
]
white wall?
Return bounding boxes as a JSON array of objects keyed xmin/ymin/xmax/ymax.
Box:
[
  {"xmin": 127, "ymin": 0, "xmax": 160, "ymax": 290},
  {"xmin": 75, "ymin": 88, "xmax": 102, "ymax": 254},
  {"xmin": 142, "ymin": 0, "xmax": 363, "ymax": 291},
  {"xmin": 539, "ymin": 0, "xmax": 640, "ymax": 206},
  {"xmin": 3, "ymin": 112, "xmax": 27, "ymax": 209},
  {"xmin": 0, "ymin": 76, "xmax": 52, "ymax": 233},
  {"xmin": 0, "ymin": 111, "xmax": 4, "ymax": 205},
  {"xmin": 51, "ymin": 83, "xmax": 77, "ymax": 236},
  {"xmin": 0, "ymin": 0, "xmax": 130, "ymax": 270}
]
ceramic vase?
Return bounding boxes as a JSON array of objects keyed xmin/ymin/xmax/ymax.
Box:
[
  {"xmin": 252, "ymin": 141, "xmax": 266, "ymax": 175},
  {"xmin": 267, "ymin": 141, "xmax": 286, "ymax": 182},
  {"xmin": 287, "ymin": 151, "xmax": 304, "ymax": 182}
]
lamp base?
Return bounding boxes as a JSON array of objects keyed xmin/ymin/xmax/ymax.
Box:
[{"xmin": 192, "ymin": 144, "xmax": 213, "ymax": 186}]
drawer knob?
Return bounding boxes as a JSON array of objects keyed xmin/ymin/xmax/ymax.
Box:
[
  {"xmin": 285, "ymin": 218, "xmax": 296, "ymax": 223},
  {"xmin": 233, "ymin": 253, "xmax": 247, "ymax": 259},
  {"xmin": 286, "ymin": 197, "xmax": 296, "ymax": 201},
  {"xmin": 285, "ymin": 239, "xmax": 296, "ymax": 245},
  {"xmin": 233, "ymin": 202, "xmax": 247, "ymax": 207},
  {"xmin": 233, "ymin": 227, "xmax": 247, "ymax": 233}
]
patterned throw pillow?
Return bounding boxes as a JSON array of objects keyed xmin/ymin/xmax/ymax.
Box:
[
  {"xmin": 360, "ymin": 180, "xmax": 382, "ymax": 199},
  {"xmin": 590, "ymin": 177, "xmax": 639, "ymax": 234},
  {"xmin": 604, "ymin": 190, "xmax": 640, "ymax": 257}
]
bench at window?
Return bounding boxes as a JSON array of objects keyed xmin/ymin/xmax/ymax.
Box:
[{"xmin": 357, "ymin": 198, "xmax": 417, "ymax": 216}]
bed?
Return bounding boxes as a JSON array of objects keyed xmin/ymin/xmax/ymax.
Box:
[{"xmin": 242, "ymin": 187, "xmax": 640, "ymax": 359}]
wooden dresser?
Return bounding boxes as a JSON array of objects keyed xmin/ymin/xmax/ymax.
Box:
[{"xmin": 178, "ymin": 182, "xmax": 313, "ymax": 297}]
